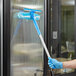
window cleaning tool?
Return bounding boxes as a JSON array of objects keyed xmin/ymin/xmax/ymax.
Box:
[
  {"xmin": 14, "ymin": 8, "xmax": 51, "ymax": 58},
  {"xmin": 13, "ymin": 9, "xmax": 55, "ymax": 72}
]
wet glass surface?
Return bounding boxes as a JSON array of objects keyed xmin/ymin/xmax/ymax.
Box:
[{"xmin": 10, "ymin": 0, "xmax": 44, "ymax": 76}]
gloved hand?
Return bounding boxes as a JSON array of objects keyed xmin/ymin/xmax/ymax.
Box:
[{"xmin": 48, "ymin": 57, "xmax": 63, "ymax": 69}]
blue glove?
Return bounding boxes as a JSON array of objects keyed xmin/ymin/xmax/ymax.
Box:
[{"xmin": 48, "ymin": 57, "xmax": 63, "ymax": 69}]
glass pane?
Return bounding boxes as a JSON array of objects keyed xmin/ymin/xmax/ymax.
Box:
[
  {"xmin": 61, "ymin": 0, "xmax": 75, "ymax": 74},
  {"xmin": 10, "ymin": 0, "xmax": 44, "ymax": 76},
  {"xmin": 51, "ymin": 0, "xmax": 75, "ymax": 75}
]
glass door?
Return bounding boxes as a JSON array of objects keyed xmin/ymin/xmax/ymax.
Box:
[
  {"xmin": 51, "ymin": 0, "xmax": 76, "ymax": 75},
  {"xmin": 10, "ymin": 0, "xmax": 44, "ymax": 76}
]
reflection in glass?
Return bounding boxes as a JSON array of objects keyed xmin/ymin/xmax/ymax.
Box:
[
  {"xmin": 61, "ymin": 1, "xmax": 75, "ymax": 74},
  {"xmin": 10, "ymin": 0, "xmax": 44, "ymax": 76},
  {"xmin": 51, "ymin": 0, "xmax": 75, "ymax": 75}
]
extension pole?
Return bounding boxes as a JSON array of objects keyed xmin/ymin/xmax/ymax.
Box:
[{"xmin": 31, "ymin": 11, "xmax": 51, "ymax": 58}]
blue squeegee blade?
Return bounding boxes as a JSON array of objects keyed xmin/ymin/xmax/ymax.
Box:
[{"xmin": 14, "ymin": 12, "xmax": 40, "ymax": 20}]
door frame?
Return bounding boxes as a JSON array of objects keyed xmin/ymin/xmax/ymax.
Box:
[
  {"xmin": 52, "ymin": 0, "xmax": 61, "ymax": 57},
  {"xmin": 3, "ymin": 0, "xmax": 10, "ymax": 76},
  {"xmin": 44, "ymin": 0, "xmax": 51, "ymax": 76},
  {"xmin": 75, "ymin": 0, "xmax": 76, "ymax": 59},
  {"xmin": 1, "ymin": 0, "xmax": 3, "ymax": 76}
]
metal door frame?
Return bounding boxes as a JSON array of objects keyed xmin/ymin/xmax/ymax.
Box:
[
  {"xmin": 3, "ymin": 0, "xmax": 10, "ymax": 76},
  {"xmin": 44, "ymin": 0, "xmax": 51, "ymax": 76},
  {"xmin": 52, "ymin": 0, "xmax": 61, "ymax": 57},
  {"xmin": 1, "ymin": 0, "xmax": 3, "ymax": 76},
  {"xmin": 75, "ymin": 0, "xmax": 76, "ymax": 59}
]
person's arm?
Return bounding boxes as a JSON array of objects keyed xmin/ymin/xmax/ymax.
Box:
[
  {"xmin": 63, "ymin": 59, "xmax": 76, "ymax": 68},
  {"xmin": 48, "ymin": 57, "xmax": 76, "ymax": 69}
]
